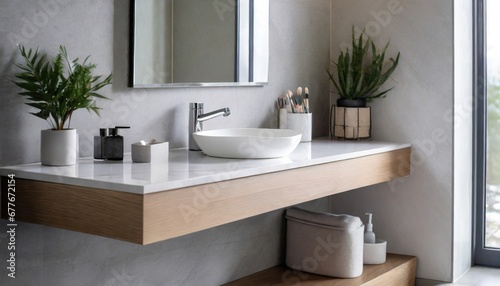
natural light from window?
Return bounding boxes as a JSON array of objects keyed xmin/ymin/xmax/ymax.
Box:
[{"xmin": 485, "ymin": 0, "xmax": 500, "ymax": 248}]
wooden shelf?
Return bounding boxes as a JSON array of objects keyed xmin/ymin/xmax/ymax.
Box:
[
  {"xmin": 225, "ymin": 253, "xmax": 417, "ymax": 286},
  {"xmin": 1, "ymin": 147, "xmax": 410, "ymax": 245}
]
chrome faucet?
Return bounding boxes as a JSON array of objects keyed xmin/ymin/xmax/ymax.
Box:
[{"xmin": 189, "ymin": 102, "xmax": 231, "ymax": 150}]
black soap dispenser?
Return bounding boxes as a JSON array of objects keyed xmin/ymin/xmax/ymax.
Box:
[
  {"xmin": 104, "ymin": 126, "xmax": 130, "ymax": 161},
  {"xmin": 94, "ymin": 128, "xmax": 108, "ymax": 160}
]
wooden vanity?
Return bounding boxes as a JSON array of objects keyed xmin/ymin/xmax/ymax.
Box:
[
  {"xmin": 0, "ymin": 140, "xmax": 415, "ymax": 285},
  {"xmin": 0, "ymin": 140, "xmax": 411, "ymax": 244}
]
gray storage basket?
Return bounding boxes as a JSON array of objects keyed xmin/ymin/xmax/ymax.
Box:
[{"xmin": 285, "ymin": 208, "xmax": 364, "ymax": 278}]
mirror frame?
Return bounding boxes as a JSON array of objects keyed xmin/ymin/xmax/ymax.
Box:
[{"xmin": 128, "ymin": 0, "xmax": 269, "ymax": 88}]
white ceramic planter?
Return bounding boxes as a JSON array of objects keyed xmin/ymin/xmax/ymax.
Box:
[{"xmin": 41, "ymin": 129, "xmax": 77, "ymax": 166}]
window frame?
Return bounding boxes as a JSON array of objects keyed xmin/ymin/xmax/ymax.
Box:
[{"xmin": 474, "ymin": 0, "xmax": 500, "ymax": 267}]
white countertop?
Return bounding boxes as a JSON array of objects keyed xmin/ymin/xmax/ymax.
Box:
[{"xmin": 0, "ymin": 139, "xmax": 410, "ymax": 194}]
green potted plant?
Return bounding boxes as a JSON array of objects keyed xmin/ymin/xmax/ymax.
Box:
[
  {"xmin": 13, "ymin": 45, "xmax": 112, "ymax": 166},
  {"xmin": 327, "ymin": 28, "xmax": 400, "ymax": 107},
  {"xmin": 327, "ymin": 28, "xmax": 400, "ymax": 139}
]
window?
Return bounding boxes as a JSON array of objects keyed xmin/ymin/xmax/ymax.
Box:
[{"xmin": 475, "ymin": 0, "xmax": 500, "ymax": 267}]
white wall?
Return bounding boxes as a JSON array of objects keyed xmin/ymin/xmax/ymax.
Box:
[
  {"xmin": 330, "ymin": 0, "xmax": 472, "ymax": 283},
  {"xmin": 0, "ymin": 0, "xmax": 330, "ymax": 285}
]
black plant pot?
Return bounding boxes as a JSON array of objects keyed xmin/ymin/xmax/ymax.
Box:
[{"xmin": 337, "ymin": 98, "xmax": 367, "ymax": 107}]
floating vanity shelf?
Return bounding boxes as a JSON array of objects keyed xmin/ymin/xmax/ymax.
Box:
[
  {"xmin": 0, "ymin": 140, "xmax": 410, "ymax": 245},
  {"xmin": 225, "ymin": 253, "xmax": 417, "ymax": 286}
]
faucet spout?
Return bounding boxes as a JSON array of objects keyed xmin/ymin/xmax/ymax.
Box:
[
  {"xmin": 197, "ymin": 108, "xmax": 231, "ymax": 122},
  {"xmin": 189, "ymin": 103, "xmax": 231, "ymax": 151}
]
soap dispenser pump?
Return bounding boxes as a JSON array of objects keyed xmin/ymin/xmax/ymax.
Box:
[
  {"xmin": 364, "ymin": 213, "xmax": 376, "ymax": 243},
  {"xmin": 104, "ymin": 126, "xmax": 130, "ymax": 161}
]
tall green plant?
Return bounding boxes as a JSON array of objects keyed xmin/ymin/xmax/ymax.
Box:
[
  {"xmin": 13, "ymin": 45, "xmax": 112, "ymax": 130},
  {"xmin": 327, "ymin": 28, "xmax": 400, "ymax": 101}
]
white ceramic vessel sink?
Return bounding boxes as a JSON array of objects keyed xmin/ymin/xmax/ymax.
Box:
[{"xmin": 192, "ymin": 128, "xmax": 302, "ymax": 159}]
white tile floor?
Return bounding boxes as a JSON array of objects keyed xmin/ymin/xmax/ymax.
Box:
[{"xmin": 437, "ymin": 267, "xmax": 500, "ymax": 285}]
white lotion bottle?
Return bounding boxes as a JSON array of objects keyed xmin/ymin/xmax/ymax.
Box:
[{"xmin": 364, "ymin": 213, "xmax": 376, "ymax": 243}]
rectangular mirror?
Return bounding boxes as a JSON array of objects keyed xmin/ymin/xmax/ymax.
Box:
[{"xmin": 129, "ymin": 0, "xmax": 269, "ymax": 88}]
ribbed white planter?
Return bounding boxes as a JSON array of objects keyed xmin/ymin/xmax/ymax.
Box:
[{"xmin": 41, "ymin": 129, "xmax": 77, "ymax": 166}]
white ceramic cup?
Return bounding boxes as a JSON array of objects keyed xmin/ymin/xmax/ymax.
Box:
[
  {"xmin": 279, "ymin": 108, "xmax": 288, "ymax": 129},
  {"xmin": 286, "ymin": 113, "xmax": 312, "ymax": 142},
  {"xmin": 363, "ymin": 239, "xmax": 387, "ymax": 264}
]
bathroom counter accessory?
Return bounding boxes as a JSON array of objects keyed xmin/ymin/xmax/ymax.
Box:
[
  {"xmin": 285, "ymin": 208, "xmax": 364, "ymax": 278},
  {"xmin": 225, "ymin": 253, "xmax": 417, "ymax": 286},
  {"xmin": 0, "ymin": 139, "xmax": 411, "ymax": 245}
]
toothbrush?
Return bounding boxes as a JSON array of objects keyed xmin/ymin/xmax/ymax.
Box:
[
  {"xmin": 285, "ymin": 94, "xmax": 293, "ymax": 113},
  {"xmin": 296, "ymin": 87, "xmax": 303, "ymax": 109},
  {"xmin": 297, "ymin": 87, "xmax": 302, "ymax": 98},
  {"xmin": 286, "ymin": 91, "xmax": 297, "ymax": 113},
  {"xmin": 304, "ymin": 87, "xmax": 310, "ymax": 113}
]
